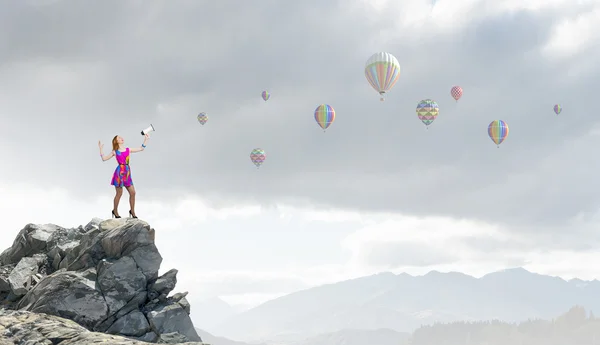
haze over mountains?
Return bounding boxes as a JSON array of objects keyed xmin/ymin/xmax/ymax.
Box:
[
  {"xmin": 194, "ymin": 297, "xmax": 239, "ymax": 329},
  {"xmin": 203, "ymin": 268, "xmax": 600, "ymax": 343}
]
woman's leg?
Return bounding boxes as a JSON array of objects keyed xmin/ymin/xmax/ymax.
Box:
[
  {"xmin": 125, "ymin": 185, "xmax": 136, "ymax": 216},
  {"xmin": 113, "ymin": 186, "xmax": 123, "ymax": 216}
]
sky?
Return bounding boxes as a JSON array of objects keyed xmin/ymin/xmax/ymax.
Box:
[{"xmin": 1, "ymin": 0, "xmax": 600, "ymax": 326}]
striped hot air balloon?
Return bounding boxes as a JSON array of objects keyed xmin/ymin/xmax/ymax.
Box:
[
  {"xmin": 554, "ymin": 104, "xmax": 562, "ymax": 115},
  {"xmin": 364, "ymin": 52, "xmax": 401, "ymax": 101},
  {"xmin": 314, "ymin": 104, "xmax": 335, "ymax": 131},
  {"xmin": 262, "ymin": 91, "xmax": 270, "ymax": 101},
  {"xmin": 488, "ymin": 120, "xmax": 509, "ymax": 148}
]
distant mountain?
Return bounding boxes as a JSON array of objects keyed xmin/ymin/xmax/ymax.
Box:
[
  {"xmin": 193, "ymin": 297, "xmax": 238, "ymax": 330},
  {"xmin": 211, "ymin": 268, "xmax": 600, "ymax": 342},
  {"xmin": 293, "ymin": 329, "xmax": 410, "ymax": 345}
]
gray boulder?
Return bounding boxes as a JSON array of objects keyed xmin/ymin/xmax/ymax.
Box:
[
  {"xmin": 0, "ymin": 218, "xmax": 204, "ymax": 343},
  {"xmin": 8, "ymin": 256, "xmax": 41, "ymax": 296},
  {"xmin": 0, "ymin": 223, "xmax": 62, "ymax": 265},
  {"xmin": 0, "ymin": 309, "xmax": 208, "ymax": 345},
  {"xmin": 17, "ymin": 268, "xmax": 109, "ymax": 329},
  {"xmin": 147, "ymin": 302, "xmax": 201, "ymax": 342}
]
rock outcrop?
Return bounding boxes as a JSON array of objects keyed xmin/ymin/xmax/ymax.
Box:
[
  {"xmin": 0, "ymin": 309, "xmax": 205, "ymax": 344},
  {"xmin": 0, "ymin": 218, "xmax": 205, "ymax": 344}
]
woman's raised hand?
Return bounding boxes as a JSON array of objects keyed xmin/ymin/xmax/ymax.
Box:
[{"xmin": 98, "ymin": 140, "xmax": 103, "ymax": 151}]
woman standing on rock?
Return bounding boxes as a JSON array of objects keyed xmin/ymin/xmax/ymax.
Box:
[{"xmin": 98, "ymin": 134, "xmax": 149, "ymax": 219}]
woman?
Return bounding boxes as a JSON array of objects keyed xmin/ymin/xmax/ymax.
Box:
[{"xmin": 98, "ymin": 134, "xmax": 149, "ymax": 219}]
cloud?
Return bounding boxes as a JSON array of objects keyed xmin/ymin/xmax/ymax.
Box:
[
  {"xmin": 339, "ymin": 213, "xmax": 600, "ymax": 271},
  {"xmin": 1, "ymin": 0, "xmax": 600, "ymax": 232},
  {"xmin": 341, "ymin": 216, "xmax": 501, "ymax": 269},
  {"xmin": 541, "ymin": 4, "xmax": 600, "ymax": 60}
]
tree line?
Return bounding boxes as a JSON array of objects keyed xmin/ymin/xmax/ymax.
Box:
[{"xmin": 404, "ymin": 305, "xmax": 600, "ymax": 345}]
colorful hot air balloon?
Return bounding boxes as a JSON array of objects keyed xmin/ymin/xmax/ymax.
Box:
[
  {"xmin": 416, "ymin": 99, "xmax": 439, "ymax": 128},
  {"xmin": 197, "ymin": 112, "xmax": 208, "ymax": 125},
  {"xmin": 314, "ymin": 104, "xmax": 335, "ymax": 131},
  {"xmin": 250, "ymin": 148, "xmax": 266, "ymax": 168},
  {"xmin": 262, "ymin": 91, "xmax": 270, "ymax": 101},
  {"xmin": 554, "ymin": 104, "xmax": 562, "ymax": 115},
  {"xmin": 364, "ymin": 52, "xmax": 401, "ymax": 101},
  {"xmin": 488, "ymin": 120, "xmax": 509, "ymax": 147},
  {"xmin": 450, "ymin": 86, "xmax": 463, "ymax": 101}
]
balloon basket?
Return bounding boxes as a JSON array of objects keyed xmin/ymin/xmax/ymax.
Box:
[{"xmin": 380, "ymin": 97, "xmax": 384, "ymax": 101}]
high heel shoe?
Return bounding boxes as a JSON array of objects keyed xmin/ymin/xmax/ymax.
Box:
[
  {"xmin": 112, "ymin": 210, "xmax": 121, "ymax": 218},
  {"xmin": 129, "ymin": 210, "xmax": 138, "ymax": 219}
]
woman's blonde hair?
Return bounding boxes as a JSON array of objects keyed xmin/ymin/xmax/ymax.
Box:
[{"xmin": 112, "ymin": 135, "xmax": 119, "ymax": 151}]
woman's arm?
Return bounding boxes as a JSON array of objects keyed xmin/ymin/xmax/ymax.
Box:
[
  {"xmin": 130, "ymin": 134, "xmax": 149, "ymax": 153},
  {"xmin": 100, "ymin": 151, "xmax": 115, "ymax": 161},
  {"xmin": 98, "ymin": 141, "xmax": 114, "ymax": 161}
]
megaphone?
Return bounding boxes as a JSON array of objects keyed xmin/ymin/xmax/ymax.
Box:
[{"xmin": 141, "ymin": 124, "xmax": 155, "ymax": 135}]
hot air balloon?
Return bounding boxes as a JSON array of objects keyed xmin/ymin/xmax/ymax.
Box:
[
  {"xmin": 250, "ymin": 148, "xmax": 266, "ymax": 168},
  {"xmin": 197, "ymin": 112, "xmax": 208, "ymax": 125},
  {"xmin": 262, "ymin": 91, "xmax": 270, "ymax": 101},
  {"xmin": 364, "ymin": 52, "xmax": 401, "ymax": 101},
  {"xmin": 554, "ymin": 104, "xmax": 562, "ymax": 115},
  {"xmin": 314, "ymin": 104, "xmax": 335, "ymax": 131},
  {"xmin": 488, "ymin": 120, "xmax": 509, "ymax": 148},
  {"xmin": 416, "ymin": 99, "xmax": 439, "ymax": 128},
  {"xmin": 451, "ymin": 86, "xmax": 463, "ymax": 101}
]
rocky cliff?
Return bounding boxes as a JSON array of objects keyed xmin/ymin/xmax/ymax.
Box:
[{"xmin": 0, "ymin": 217, "xmax": 206, "ymax": 344}]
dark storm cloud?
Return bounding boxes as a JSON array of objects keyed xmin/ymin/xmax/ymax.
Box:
[{"xmin": 0, "ymin": 0, "xmax": 598, "ymax": 231}]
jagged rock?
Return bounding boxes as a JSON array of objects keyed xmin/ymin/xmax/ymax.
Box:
[
  {"xmin": 159, "ymin": 332, "xmax": 191, "ymax": 343},
  {"xmin": 178, "ymin": 297, "xmax": 192, "ymax": 315},
  {"xmin": 59, "ymin": 225, "xmax": 101, "ymax": 271},
  {"xmin": 115, "ymin": 290, "xmax": 148, "ymax": 319},
  {"xmin": 168, "ymin": 292, "xmax": 191, "ymax": 314},
  {"xmin": 0, "ymin": 218, "xmax": 203, "ymax": 343},
  {"xmin": 65, "ymin": 219, "xmax": 162, "ymax": 281},
  {"xmin": 147, "ymin": 302, "xmax": 202, "ymax": 341},
  {"xmin": 149, "ymin": 269, "xmax": 178, "ymax": 300},
  {"xmin": 8, "ymin": 256, "xmax": 40, "ymax": 296},
  {"xmin": 106, "ymin": 310, "xmax": 150, "ymax": 336},
  {"xmin": 0, "ymin": 309, "xmax": 208, "ymax": 345},
  {"xmin": 0, "ymin": 277, "xmax": 9, "ymax": 292},
  {"xmin": 0, "ymin": 223, "xmax": 62, "ymax": 265},
  {"xmin": 136, "ymin": 331, "xmax": 159, "ymax": 342},
  {"xmin": 51, "ymin": 250, "xmax": 61, "ymax": 270},
  {"xmin": 97, "ymin": 256, "xmax": 147, "ymax": 317},
  {"xmin": 16, "ymin": 269, "xmax": 109, "ymax": 329},
  {"xmin": 0, "ymin": 264, "xmax": 14, "ymax": 293},
  {"xmin": 171, "ymin": 291, "xmax": 188, "ymax": 302}
]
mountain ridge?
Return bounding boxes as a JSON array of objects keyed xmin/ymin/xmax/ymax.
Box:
[{"xmin": 211, "ymin": 267, "xmax": 600, "ymax": 342}]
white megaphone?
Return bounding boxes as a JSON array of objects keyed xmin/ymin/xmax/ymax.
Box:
[{"xmin": 141, "ymin": 124, "xmax": 155, "ymax": 136}]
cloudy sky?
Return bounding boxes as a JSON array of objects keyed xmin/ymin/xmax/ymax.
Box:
[{"xmin": 1, "ymin": 0, "xmax": 600, "ymax": 325}]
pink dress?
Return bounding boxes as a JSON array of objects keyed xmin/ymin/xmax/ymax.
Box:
[{"xmin": 111, "ymin": 148, "xmax": 133, "ymax": 187}]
